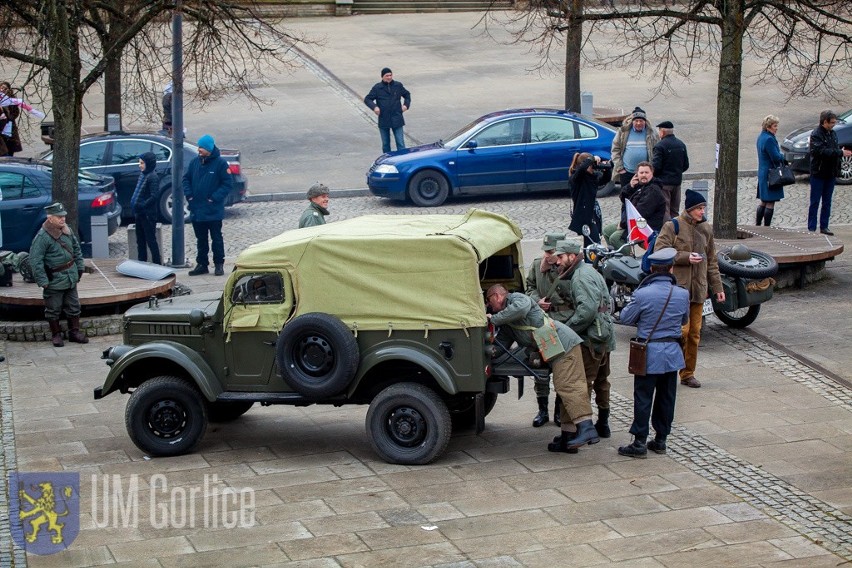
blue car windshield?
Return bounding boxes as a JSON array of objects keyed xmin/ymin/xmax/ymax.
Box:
[{"xmin": 442, "ymin": 117, "xmax": 488, "ymax": 148}]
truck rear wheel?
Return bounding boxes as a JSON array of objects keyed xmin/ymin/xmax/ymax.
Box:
[
  {"xmin": 366, "ymin": 383, "xmax": 452, "ymax": 465},
  {"xmin": 125, "ymin": 376, "xmax": 207, "ymax": 457}
]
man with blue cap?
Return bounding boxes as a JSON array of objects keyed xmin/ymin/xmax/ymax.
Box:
[
  {"xmin": 617, "ymin": 247, "xmax": 690, "ymax": 458},
  {"xmin": 183, "ymin": 134, "xmax": 232, "ymax": 276}
]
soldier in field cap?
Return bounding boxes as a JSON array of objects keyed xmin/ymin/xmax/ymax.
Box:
[
  {"xmin": 29, "ymin": 202, "xmax": 89, "ymax": 347},
  {"xmin": 524, "ymin": 232, "xmax": 567, "ymax": 428},
  {"xmin": 299, "ymin": 183, "xmax": 331, "ymax": 228}
]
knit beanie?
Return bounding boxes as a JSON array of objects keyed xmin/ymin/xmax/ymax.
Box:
[
  {"xmin": 381, "ymin": 67, "xmax": 392, "ymax": 77},
  {"xmin": 684, "ymin": 189, "xmax": 707, "ymax": 211},
  {"xmin": 197, "ymin": 135, "xmax": 215, "ymax": 152}
]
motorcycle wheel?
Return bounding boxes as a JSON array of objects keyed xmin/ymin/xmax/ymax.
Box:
[
  {"xmin": 717, "ymin": 249, "xmax": 778, "ymax": 279},
  {"xmin": 713, "ymin": 305, "xmax": 760, "ymax": 328}
]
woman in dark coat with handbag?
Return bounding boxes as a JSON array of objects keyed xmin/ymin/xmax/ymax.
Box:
[
  {"xmin": 131, "ymin": 152, "xmax": 162, "ymax": 264},
  {"xmin": 756, "ymin": 114, "xmax": 785, "ymax": 226},
  {"xmin": 568, "ymin": 152, "xmax": 611, "ymax": 245}
]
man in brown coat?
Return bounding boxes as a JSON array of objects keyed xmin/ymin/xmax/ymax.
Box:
[{"xmin": 653, "ymin": 189, "xmax": 724, "ymax": 388}]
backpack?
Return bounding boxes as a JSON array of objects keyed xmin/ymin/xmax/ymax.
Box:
[{"xmin": 640, "ymin": 218, "xmax": 679, "ymax": 273}]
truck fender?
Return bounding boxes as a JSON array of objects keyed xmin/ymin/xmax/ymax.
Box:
[
  {"xmin": 101, "ymin": 341, "xmax": 223, "ymax": 402},
  {"xmin": 355, "ymin": 344, "xmax": 458, "ymax": 395}
]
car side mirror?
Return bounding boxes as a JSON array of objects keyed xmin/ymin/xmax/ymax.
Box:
[{"xmin": 465, "ymin": 140, "xmax": 478, "ymax": 150}]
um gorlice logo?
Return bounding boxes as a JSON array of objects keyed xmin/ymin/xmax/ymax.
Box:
[{"xmin": 9, "ymin": 472, "xmax": 80, "ymax": 555}]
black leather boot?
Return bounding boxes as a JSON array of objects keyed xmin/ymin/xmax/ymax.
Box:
[
  {"xmin": 214, "ymin": 263, "xmax": 225, "ymax": 276},
  {"xmin": 48, "ymin": 319, "xmax": 64, "ymax": 347},
  {"xmin": 755, "ymin": 204, "xmax": 765, "ymax": 225},
  {"xmin": 618, "ymin": 437, "xmax": 648, "ymax": 459},
  {"xmin": 188, "ymin": 264, "xmax": 209, "ymax": 276},
  {"xmin": 67, "ymin": 316, "xmax": 89, "ymax": 344},
  {"xmin": 547, "ymin": 431, "xmax": 579, "ymax": 454},
  {"xmin": 763, "ymin": 208, "xmax": 774, "ymax": 227},
  {"xmin": 553, "ymin": 396, "xmax": 562, "ymax": 427},
  {"xmin": 647, "ymin": 437, "xmax": 667, "ymax": 454},
  {"xmin": 532, "ymin": 397, "xmax": 549, "ymax": 427},
  {"xmin": 567, "ymin": 420, "xmax": 600, "ymax": 448},
  {"xmin": 595, "ymin": 408, "xmax": 611, "ymax": 438}
]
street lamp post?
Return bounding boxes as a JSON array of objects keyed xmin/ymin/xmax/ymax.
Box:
[{"xmin": 170, "ymin": 0, "xmax": 186, "ymax": 267}]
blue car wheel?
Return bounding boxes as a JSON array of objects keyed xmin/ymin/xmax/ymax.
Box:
[{"xmin": 408, "ymin": 170, "xmax": 449, "ymax": 207}]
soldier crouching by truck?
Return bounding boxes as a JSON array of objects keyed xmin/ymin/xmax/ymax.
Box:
[
  {"xmin": 29, "ymin": 202, "xmax": 89, "ymax": 347},
  {"xmin": 486, "ymin": 284, "xmax": 600, "ymax": 453}
]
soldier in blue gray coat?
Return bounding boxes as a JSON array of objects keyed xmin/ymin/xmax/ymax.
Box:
[{"xmin": 617, "ymin": 248, "xmax": 690, "ymax": 458}]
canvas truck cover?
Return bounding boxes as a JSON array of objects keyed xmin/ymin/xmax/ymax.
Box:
[{"xmin": 233, "ymin": 209, "xmax": 523, "ymax": 332}]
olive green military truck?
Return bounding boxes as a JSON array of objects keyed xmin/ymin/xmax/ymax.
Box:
[{"xmin": 95, "ymin": 209, "xmax": 545, "ymax": 464}]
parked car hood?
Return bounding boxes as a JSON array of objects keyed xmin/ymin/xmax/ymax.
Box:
[{"xmin": 378, "ymin": 142, "xmax": 446, "ymax": 164}]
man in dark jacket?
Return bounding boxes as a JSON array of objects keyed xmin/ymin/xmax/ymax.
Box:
[
  {"xmin": 808, "ymin": 110, "xmax": 852, "ymax": 235},
  {"xmin": 183, "ymin": 134, "xmax": 233, "ymax": 276},
  {"xmin": 652, "ymin": 121, "xmax": 690, "ymax": 218},
  {"xmin": 617, "ymin": 247, "xmax": 690, "ymax": 458},
  {"xmin": 132, "ymin": 152, "xmax": 162, "ymax": 264},
  {"xmin": 604, "ymin": 162, "xmax": 666, "ymax": 249},
  {"xmin": 29, "ymin": 202, "xmax": 88, "ymax": 346},
  {"xmin": 364, "ymin": 68, "xmax": 411, "ymax": 154}
]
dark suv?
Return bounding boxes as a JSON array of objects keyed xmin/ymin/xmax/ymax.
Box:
[{"xmin": 41, "ymin": 132, "xmax": 248, "ymax": 223}]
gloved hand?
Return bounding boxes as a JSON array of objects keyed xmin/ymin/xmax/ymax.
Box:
[{"xmin": 78, "ymin": 270, "xmax": 84, "ymax": 279}]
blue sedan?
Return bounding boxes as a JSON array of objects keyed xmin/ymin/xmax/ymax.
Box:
[{"xmin": 367, "ymin": 109, "xmax": 617, "ymax": 207}]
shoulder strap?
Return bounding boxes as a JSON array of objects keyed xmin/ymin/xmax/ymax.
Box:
[
  {"xmin": 645, "ymin": 284, "xmax": 674, "ymax": 342},
  {"xmin": 672, "ymin": 218, "xmax": 679, "ymax": 235}
]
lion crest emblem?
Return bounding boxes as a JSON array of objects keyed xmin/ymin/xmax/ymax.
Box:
[{"xmin": 10, "ymin": 472, "xmax": 79, "ymax": 555}]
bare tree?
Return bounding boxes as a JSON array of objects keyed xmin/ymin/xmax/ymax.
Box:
[
  {"xmin": 482, "ymin": 1, "xmax": 852, "ymax": 237},
  {"xmin": 0, "ymin": 1, "xmax": 309, "ymax": 234}
]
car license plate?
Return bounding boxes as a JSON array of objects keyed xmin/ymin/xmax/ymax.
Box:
[{"xmin": 702, "ymin": 298, "xmax": 714, "ymax": 317}]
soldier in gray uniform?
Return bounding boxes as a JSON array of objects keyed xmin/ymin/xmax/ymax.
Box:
[
  {"xmin": 553, "ymin": 240, "xmax": 616, "ymax": 438},
  {"xmin": 487, "ymin": 285, "xmax": 600, "ymax": 453},
  {"xmin": 29, "ymin": 202, "xmax": 88, "ymax": 347},
  {"xmin": 524, "ymin": 232, "xmax": 567, "ymax": 427},
  {"xmin": 299, "ymin": 183, "xmax": 330, "ymax": 228}
]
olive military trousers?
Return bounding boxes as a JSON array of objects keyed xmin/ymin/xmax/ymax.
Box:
[
  {"xmin": 551, "ymin": 345, "xmax": 593, "ymax": 424},
  {"xmin": 581, "ymin": 344, "xmax": 610, "ymax": 410},
  {"xmin": 43, "ymin": 286, "xmax": 81, "ymax": 320}
]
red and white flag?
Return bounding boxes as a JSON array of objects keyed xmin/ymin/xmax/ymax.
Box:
[{"xmin": 625, "ymin": 199, "xmax": 654, "ymax": 249}]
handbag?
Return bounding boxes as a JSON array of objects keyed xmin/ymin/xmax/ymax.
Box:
[
  {"xmin": 767, "ymin": 164, "xmax": 795, "ymax": 187},
  {"xmin": 628, "ymin": 285, "xmax": 674, "ymax": 376}
]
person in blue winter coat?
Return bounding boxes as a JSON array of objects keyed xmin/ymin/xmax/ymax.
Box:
[
  {"xmin": 755, "ymin": 115, "xmax": 786, "ymax": 226},
  {"xmin": 132, "ymin": 152, "xmax": 162, "ymax": 264},
  {"xmin": 183, "ymin": 134, "xmax": 232, "ymax": 276},
  {"xmin": 364, "ymin": 68, "xmax": 411, "ymax": 154},
  {"xmin": 617, "ymin": 248, "xmax": 690, "ymax": 458}
]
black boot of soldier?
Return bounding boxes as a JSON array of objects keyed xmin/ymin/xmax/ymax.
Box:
[
  {"xmin": 553, "ymin": 396, "xmax": 562, "ymax": 427},
  {"xmin": 763, "ymin": 208, "xmax": 774, "ymax": 227},
  {"xmin": 595, "ymin": 408, "xmax": 611, "ymax": 438},
  {"xmin": 547, "ymin": 431, "xmax": 579, "ymax": 454},
  {"xmin": 532, "ymin": 397, "xmax": 549, "ymax": 428}
]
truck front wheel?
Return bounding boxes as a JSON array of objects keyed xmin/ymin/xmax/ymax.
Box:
[
  {"xmin": 125, "ymin": 376, "xmax": 208, "ymax": 457},
  {"xmin": 366, "ymin": 383, "xmax": 452, "ymax": 465}
]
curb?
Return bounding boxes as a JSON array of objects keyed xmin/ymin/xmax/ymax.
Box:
[{"xmin": 243, "ymin": 170, "xmax": 762, "ymax": 202}]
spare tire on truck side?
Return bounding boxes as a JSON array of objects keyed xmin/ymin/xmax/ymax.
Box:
[{"xmin": 275, "ymin": 313, "xmax": 359, "ymax": 398}]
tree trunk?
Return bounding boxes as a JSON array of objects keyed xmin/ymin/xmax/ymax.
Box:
[
  {"xmin": 46, "ymin": 1, "xmax": 84, "ymax": 236},
  {"xmin": 563, "ymin": 0, "xmax": 583, "ymax": 112},
  {"xmin": 712, "ymin": 3, "xmax": 745, "ymax": 239}
]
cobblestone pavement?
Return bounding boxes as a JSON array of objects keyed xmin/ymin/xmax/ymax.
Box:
[
  {"xmin": 106, "ymin": 177, "xmax": 847, "ymax": 265},
  {"xmin": 0, "ymin": 185, "xmax": 847, "ymax": 566}
]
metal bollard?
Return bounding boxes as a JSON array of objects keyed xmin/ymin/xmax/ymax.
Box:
[{"xmin": 90, "ymin": 215, "xmax": 110, "ymax": 259}]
